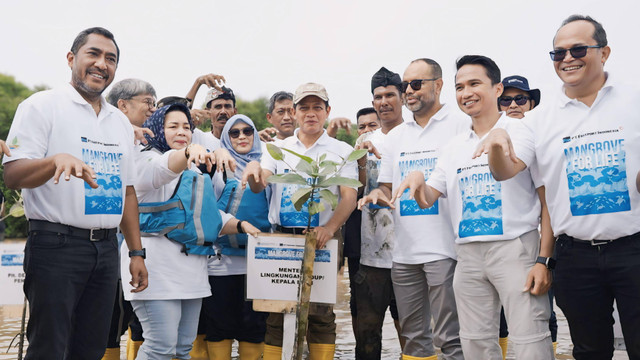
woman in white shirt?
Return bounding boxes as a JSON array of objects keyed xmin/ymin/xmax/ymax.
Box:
[{"xmin": 121, "ymin": 103, "xmax": 259, "ymax": 360}]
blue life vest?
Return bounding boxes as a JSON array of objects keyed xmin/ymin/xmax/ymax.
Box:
[
  {"xmin": 216, "ymin": 177, "xmax": 270, "ymax": 256},
  {"xmin": 138, "ymin": 170, "xmax": 222, "ymax": 256}
]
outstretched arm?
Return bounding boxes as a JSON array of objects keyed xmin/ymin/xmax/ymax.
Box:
[
  {"xmin": 4, "ymin": 155, "xmax": 98, "ymax": 190},
  {"xmin": 473, "ymin": 128, "xmax": 527, "ymax": 181},
  {"xmin": 390, "ymin": 171, "xmax": 441, "ymax": 209}
]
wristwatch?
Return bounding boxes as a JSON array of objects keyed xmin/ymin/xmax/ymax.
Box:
[
  {"xmin": 129, "ymin": 248, "xmax": 146, "ymax": 259},
  {"xmin": 536, "ymin": 256, "xmax": 556, "ymax": 270},
  {"xmin": 237, "ymin": 220, "xmax": 245, "ymax": 234}
]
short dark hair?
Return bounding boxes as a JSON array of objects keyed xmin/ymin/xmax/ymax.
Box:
[
  {"xmin": 70, "ymin": 27, "xmax": 120, "ymax": 64},
  {"xmin": 157, "ymin": 96, "xmax": 190, "ymax": 108},
  {"xmin": 107, "ymin": 79, "xmax": 156, "ymax": 107},
  {"xmin": 356, "ymin": 107, "xmax": 378, "ymax": 121},
  {"xmin": 556, "ymin": 15, "xmax": 608, "ymax": 47},
  {"xmin": 411, "ymin": 58, "xmax": 443, "ymax": 79},
  {"xmin": 268, "ymin": 91, "xmax": 294, "ymax": 113},
  {"xmin": 455, "ymin": 55, "xmax": 501, "ymax": 85}
]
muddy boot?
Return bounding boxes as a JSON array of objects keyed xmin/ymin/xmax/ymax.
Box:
[
  {"xmin": 126, "ymin": 329, "xmax": 143, "ymax": 360},
  {"xmin": 308, "ymin": 343, "xmax": 336, "ymax": 360},
  {"xmin": 238, "ymin": 341, "xmax": 264, "ymax": 360},
  {"xmin": 263, "ymin": 344, "xmax": 282, "ymax": 360},
  {"xmin": 189, "ymin": 334, "xmax": 209, "ymax": 359},
  {"xmin": 100, "ymin": 347, "xmax": 120, "ymax": 360},
  {"xmin": 206, "ymin": 339, "xmax": 233, "ymax": 360},
  {"xmin": 499, "ymin": 337, "xmax": 509, "ymax": 359}
]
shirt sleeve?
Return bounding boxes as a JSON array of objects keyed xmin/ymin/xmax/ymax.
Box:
[
  {"xmin": 512, "ymin": 117, "xmax": 536, "ymax": 168},
  {"xmin": 426, "ymin": 149, "xmax": 449, "ymax": 198},
  {"xmin": 120, "ymin": 120, "xmax": 137, "ymax": 186},
  {"xmin": 134, "ymin": 149, "xmax": 181, "ymax": 192},
  {"xmin": 260, "ymin": 144, "xmax": 278, "ymax": 174},
  {"xmin": 377, "ymin": 134, "xmax": 393, "ymax": 184},
  {"xmin": 338, "ymin": 144, "xmax": 358, "ymax": 190},
  {"xmin": 2, "ymin": 97, "xmax": 52, "ymax": 164}
]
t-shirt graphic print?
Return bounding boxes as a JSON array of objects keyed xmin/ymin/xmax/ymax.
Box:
[
  {"xmin": 458, "ymin": 164, "xmax": 503, "ymax": 238},
  {"xmin": 562, "ymin": 128, "xmax": 630, "ymax": 216},
  {"xmin": 398, "ymin": 150, "xmax": 439, "ymax": 216},
  {"xmin": 81, "ymin": 136, "xmax": 123, "ymax": 215}
]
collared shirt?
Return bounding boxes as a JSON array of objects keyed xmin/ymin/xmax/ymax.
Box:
[
  {"xmin": 377, "ymin": 103, "xmax": 469, "ymax": 264},
  {"xmin": 192, "ymin": 128, "xmax": 220, "ymax": 152},
  {"xmin": 261, "ymin": 129, "xmax": 357, "ymax": 228},
  {"xmin": 3, "ymin": 83, "xmax": 136, "ymax": 229},
  {"xmin": 428, "ymin": 113, "xmax": 540, "ymax": 244},
  {"xmin": 518, "ymin": 73, "xmax": 640, "ymax": 240}
]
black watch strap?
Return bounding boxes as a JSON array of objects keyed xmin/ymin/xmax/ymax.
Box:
[
  {"xmin": 129, "ymin": 248, "xmax": 146, "ymax": 259},
  {"xmin": 536, "ymin": 256, "xmax": 556, "ymax": 270},
  {"xmin": 237, "ymin": 220, "xmax": 245, "ymax": 234}
]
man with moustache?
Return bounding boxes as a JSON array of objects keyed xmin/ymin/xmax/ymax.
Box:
[
  {"xmin": 359, "ymin": 59, "xmax": 466, "ymax": 360},
  {"xmin": 479, "ymin": 15, "xmax": 640, "ymax": 359},
  {"xmin": 3, "ymin": 27, "xmax": 148, "ymax": 359}
]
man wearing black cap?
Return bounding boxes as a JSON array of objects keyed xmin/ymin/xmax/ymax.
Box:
[
  {"xmin": 360, "ymin": 59, "xmax": 466, "ymax": 360},
  {"xmin": 351, "ymin": 67, "xmax": 405, "ymax": 360},
  {"xmin": 498, "ymin": 75, "xmax": 541, "ymax": 119}
]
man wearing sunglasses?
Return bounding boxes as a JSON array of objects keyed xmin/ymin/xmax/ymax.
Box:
[
  {"xmin": 478, "ymin": 15, "xmax": 640, "ymax": 359},
  {"xmin": 498, "ymin": 75, "xmax": 540, "ymax": 119},
  {"xmin": 360, "ymin": 59, "xmax": 467, "ymax": 360}
]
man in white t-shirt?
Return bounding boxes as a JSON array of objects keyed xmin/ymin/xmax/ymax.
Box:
[
  {"xmin": 386, "ymin": 55, "xmax": 555, "ymax": 360},
  {"xmin": 2, "ymin": 27, "xmax": 148, "ymax": 360},
  {"xmin": 243, "ymin": 82, "xmax": 358, "ymax": 360},
  {"xmin": 352, "ymin": 67, "xmax": 404, "ymax": 360},
  {"xmin": 360, "ymin": 59, "xmax": 466, "ymax": 360},
  {"xmin": 478, "ymin": 15, "xmax": 640, "ymax": 359}
]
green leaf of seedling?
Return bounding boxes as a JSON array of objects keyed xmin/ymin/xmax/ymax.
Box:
[
  {"xmin": 319, "ymin": 153, "xmax": 327, "ymax": 162},
  {"xmin": 308, "ymin": 201, "xmax": 325, "ymax": 216},
  {"xmin": 292, "ymin": 187, "xmax": 313, "ymax": 211},
  {"xmin": 296, "ymin": 159, "xmax": 315, "ymax": 175},
  {"xmin": 281, "ymin": 147, "xmax": 313, "ymax": 163},
  {"xmin": 318, "ymin": 162, "xmax": 337, "ymax": 176},
  {"xmin": 266, "ymin": 143, "xmax": 284, "ymax": 161},
  {"xmin": 318, "ymin": 176, "xmax": 362, "ymax": 188},
  {"xmin": 319, "ymin": 189, "xmax": 338, "ymax": 210},
  {"xmin": 347, "ymin": 149, "xmax": 368, "ymax": 162},
  {"xmin": 267, "ymin": 173, "xmax": 308, "ymax": 186}
]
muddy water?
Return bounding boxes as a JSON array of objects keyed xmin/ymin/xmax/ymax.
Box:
[{"xmin": 0, "ymin": 265, "xmax": 630, "ymax": 359}]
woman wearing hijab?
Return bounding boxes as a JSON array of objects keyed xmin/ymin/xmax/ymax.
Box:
[
  {"xmin": 121, "ymin": 104, "xmax": 259, "ymax": 360},
  {"xmin": 201, "ymin": 114, "xmax": 271, "ymax": 360}
]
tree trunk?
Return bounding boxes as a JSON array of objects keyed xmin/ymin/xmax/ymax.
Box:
[{"xmin": 293, "ymin": 229, "xmax": 317, "ymax": 360}]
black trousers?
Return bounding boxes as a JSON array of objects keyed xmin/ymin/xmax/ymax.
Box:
[
  {"xmin": 24, "ymin": 230, "xmax": 118, "ymax": 360},
  {"xmin": 554, "ymin": 233, "xmax": 640, "ymax": 360}
]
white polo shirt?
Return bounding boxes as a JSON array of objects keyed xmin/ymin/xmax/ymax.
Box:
[
  {"xmin": 518, "ymin": 74, "xmax": 640, "ymax": 240},
  {"xmin": 261, "ymin": 129, "xmax": 357, "ymax": 228},
  {"xmin": 3, "ymin": 83, "xmax": 136, "ymax": 229},
  {"xmin": 377, "ymin": 103, "xmax": 469, "ymax": 264},
  {"xmin": 360, "ymin": 129, "xmax": 395, "ymax": 269},
  {"xmin": 427, "ymin": 114, "xmax": 540, "ymax": 244},
  {"xmin": 192, "ymin": 128, "xmax": 220, "ymax": 152}
]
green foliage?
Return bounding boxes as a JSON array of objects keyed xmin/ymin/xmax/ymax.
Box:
[
  {"xmin": 334, "ymin": 124, "xmax": 358, "ymax": 146},
  {"xmin": 0, "ymin": 73, "xmax": 46, "ymax": 238},
  {"xmin": 236, "ymin": 97, "xmax": 270, "ymax": 130},
  {"xmin": 266, "ymin": 143, "xmax": 365, "ymax": 222}
]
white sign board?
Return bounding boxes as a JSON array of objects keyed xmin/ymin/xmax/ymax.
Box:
[
  {"xmin": 0, "ymin": 241, "xmax": 25, "ymax": 305},
  {"xmin": 247, "ymin": 234, "xmax": 337, "ymax": 304}
]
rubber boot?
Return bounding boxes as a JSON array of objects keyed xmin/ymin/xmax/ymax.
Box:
[
  {"xmin": 189, "ymin": 334, "xmax": 209, "ymax": 360},
  {"xmin": 499, "ymin": 337, "xmax": 508, "ymax": 360},
  {"xmin": 401, "ymin": 354, "xmax": 438, "ymax": 360},
  {"xmin": 100, "ymin": 347, "xmax": 120, "ymax": 360},
  {"xmin": 263, "ymin": 344, "xmax": 283, "ymax": 360},
  {"xmin": 308, "ymin": 343, "xmax": 336, "ymax": 360},
  {"xmin": 238, "ymin": 341, "xmax": 264, "ymax": 360},
  {"xmin": 206, "ymin": 339, "xmax": 233, "ymax": 360},
  {"xmin": 126, "ymin": 330, "xmax": 143, "ymax": 360},
  {"xmin": 553, "ymin": 341, "xmax": 557, "ymax": 356}
]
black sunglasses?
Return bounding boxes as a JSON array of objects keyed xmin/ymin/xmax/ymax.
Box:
[
  {"xmin": 549, "ymin": 45, "xmax": 603, "ymax": 62},
  {"xmin": 401, "ymin": 78, "xmax": 439, "ymax": 93},
  {"xmin": 499, "ymin": 95, "xmax": 531, "ymax": 107},
  {"xmin": 228, "ymin": 127, "xmax": 254, "ymax": 138}
]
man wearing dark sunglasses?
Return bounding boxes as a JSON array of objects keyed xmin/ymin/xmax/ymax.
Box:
[
  {"xmin": 360, "ymin": 59, "xmax": 467, "ymax": 360},
  {"xmin": 479, "ymin": 15, "xmax": 640, "ymax": 360},
  {"xmin": 498, "ymin": 75, "xmax": 540, "ymax": 119}
]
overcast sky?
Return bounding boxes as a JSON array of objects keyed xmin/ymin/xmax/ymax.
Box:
[{"xmin": 2, "ymin": 0, "xmax": 639, "ymax": 121}]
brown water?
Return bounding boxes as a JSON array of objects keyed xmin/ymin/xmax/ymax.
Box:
[{"xmin": 0, "ymin": 265, "xmax": 630, "ymax": 359}]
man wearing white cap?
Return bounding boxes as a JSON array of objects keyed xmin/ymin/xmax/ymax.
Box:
[{"xmin": 243, "ymin": 82, "xmax": 358, "ymax": 360}]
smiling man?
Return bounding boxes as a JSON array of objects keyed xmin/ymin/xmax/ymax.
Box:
[
  {"xmin": 479, "ymin": 15, "xmax": 640, "ymax": 359},
  {"xmin": 3, "ymin": 27, "xmax": 147, "ymax": 359}
]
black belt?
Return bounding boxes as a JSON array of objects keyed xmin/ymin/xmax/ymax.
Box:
[
  {"xmin": 558, "ymin": 231, "xmax": 640, "ymax": 246},
  {"xmin": 275, "ymin": 225, "xmax": 305, "ymax": 235},
  {"xmin": 29, "ymin": 220, "xmax": 117, "ymax": 242}
]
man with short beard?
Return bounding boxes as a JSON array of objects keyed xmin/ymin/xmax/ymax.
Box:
[{"xmin": 360, "ymin": 59, "xmax": 467, "ymax": 360}]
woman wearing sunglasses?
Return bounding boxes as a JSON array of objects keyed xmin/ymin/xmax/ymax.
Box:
[
  {"xmin": 202, "ymin": 114, "xmax": 272, "ymax": 360},
  {"xmin": 121, "ymin": 104, "xmax": 259, "ymax": 360},
  {"xmin": 497, "ymin": 75, "xmax": 541, "ymax": 119}
]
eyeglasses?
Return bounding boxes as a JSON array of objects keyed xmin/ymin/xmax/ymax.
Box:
[
  {"xmin": 549, "ymin": 45, "xmax": 603, "ymax": 61},
  {"xmin": 498, "ymin": 95, "xmax": 531, "ymax": 107},
  {"xmin": 132, "ymin": 97, "xmax": 157, "ymax": 109},
  {"xmin": 228, "ymin": 127, "xmax": 254, "ymax": 138},
  {"xmin": 401, "ymin": 78, "xmax": 440, "ymax": 93}
]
